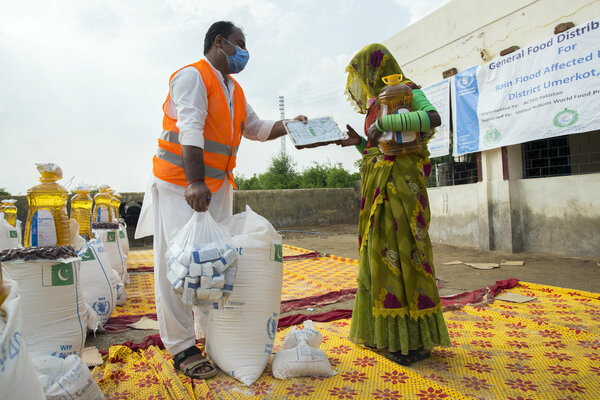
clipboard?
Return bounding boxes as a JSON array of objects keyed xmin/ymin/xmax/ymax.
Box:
[{"xmin": 283, "ymin": 116, "xmax": 348, "ymax": 148}]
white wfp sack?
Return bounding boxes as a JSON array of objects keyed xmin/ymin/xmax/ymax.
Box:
[
  {"xmin": 0, "ymin": 215, "xmax": 20, "ymax": 251},
  {"xmin": 33, "ymin": 354, "xmax": 104, "ymax": 400},
  {"xmin": 3, "ymin": 257, "xmax": 88, "ymax": 358},
  {"xmin": 118, "ymin": 221, "xmax": 129, "ymax": 257},
  {"xmin": 272, "ymin": 320, "xmax": 335, "ymax": 379},
  {"xmin": 93, "ymin": 228, "xmax": 129, "ymax": 285},
  {"xmin": 166, "ymin": 212, "xmax": 237, "ymax": 310},
  {"xmin": 205, "ymin": 206, "xmax": 283, "ymax": 385},
  {"xmin": 77, "ymin": 237, "xmax": 118, "ymax": 327},
  {"xmin": 0, "ymin": 279, "xmax": 46, "ymax": 400}
]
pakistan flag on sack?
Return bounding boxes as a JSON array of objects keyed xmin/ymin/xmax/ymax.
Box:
[
  {"xmin": 43, "ymin": 262, "xmax": 75, "ymax": 286},
  {"xmin": 271, "ymin": 243, "xmax": 283, "ymax": 263}
]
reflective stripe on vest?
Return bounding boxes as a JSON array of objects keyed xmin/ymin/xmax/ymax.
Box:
[
  {"xmin": 157, "ymin": 146, "xmax": 229, "ymax": 180},
  {"xmin": 159, "ymin": 130, "xmax": 239, "ymax": 157}
]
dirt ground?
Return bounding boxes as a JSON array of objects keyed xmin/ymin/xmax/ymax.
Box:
[
  {"xmin": 87, "ymin": 223, "xmax": 599, "ymax": 351},
  {"xmin": 280, "ymin": 223, "xmax": 600, "ymax": 295}
]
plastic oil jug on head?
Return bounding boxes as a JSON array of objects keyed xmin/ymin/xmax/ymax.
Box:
[
  {"xmin": 93, "ymin": 185, "xmax": 114, "ymax": 223},
  {"xmin": 24, "ymin": 163, "xmax": 71, "ymax": 247},
  {"xmin": 70, "ymin": 184, "xmax": 93, "ymax": 237},
  {"xmin": 110, "ymin": 191, "xmax": 121, "ymax": 222},
  {"xmin": 2, "ymin": 199, "xmax": 18, "ymax": 227},
  {"xmin": 377, "ymin": 74, "xmax": 421, "ymax": 155}
]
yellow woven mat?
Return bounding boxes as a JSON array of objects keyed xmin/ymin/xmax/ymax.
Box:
[
  {"xmin": 282, "ymin": 256, "xmax": 357, "ymax": 301},
  {"xmin": 112, "ymin": 273, "xmax": 156, "ymax": 318},
  {"xmin": 126, "ymin": 249, "xmax": 154, "ymax": 271},
  {"xmin": 94, "ymin": 282, "xmax": 600, "ymax": 399}
]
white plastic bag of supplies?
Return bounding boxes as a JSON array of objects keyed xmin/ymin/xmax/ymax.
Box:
[
  {"xmin": 0, "ymin": 279, "xmax": 46, "ymax": 400},
  {"xmin": 272, "ymin": 320, "xmax": 335, "ymax": 379},
  {"xmin": 166, "ymin": 211, "xmax": 237, "ymax": 311},
  {"xmin": 33, "ymin": 354, "xmax": 104, "ymax": 400},
  {"xmin": 204, "ymin": 206, "xmax": 283, "ymax": 385}
]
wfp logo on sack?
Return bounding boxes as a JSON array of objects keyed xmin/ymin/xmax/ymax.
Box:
[
  {"xmin": 93, "ymin": 297, "xmax": 110, "ymax": 316},
  {"xmin": 271, "ymin": 243, "xmax": 283, "ymax": 263},
  {"xmin": 42, "ymin": 262, "xmax": 74, "ymax": 287},
  {"xmin": 266, "ymin": 313, "xmax": 278, "ymax": 340}
]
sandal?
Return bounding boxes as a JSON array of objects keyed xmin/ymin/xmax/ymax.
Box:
[
  {"xmin": 173, "ymin": 346, "xmax": 218, "ymax": 380},
  {"xmin": 385, "ymin": 348, "xmax": 431, "ymax": 366}
]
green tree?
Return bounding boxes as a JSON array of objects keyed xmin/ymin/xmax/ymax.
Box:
[
  {"xmin": 326, "ymin": 163, "xmax": 359, "ymax": 188},
  {"xmin": 299, "ymin": 163, "xmax": 328, "ymax": 188},
  {"xmin": 0, "ymin": 187, "xmax": 10, "ymax": 196},
  {"xmin": 260, "ymin": 150, "xmax": 299, "ymax": 189}
]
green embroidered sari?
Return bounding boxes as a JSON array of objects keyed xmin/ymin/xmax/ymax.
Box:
[{"xmin": 346, "ymin": 44, "xmax": 451, "ymax": 354}]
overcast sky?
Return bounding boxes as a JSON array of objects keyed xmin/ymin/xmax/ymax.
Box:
[{"xmin": 0, "ymin": 0, "xmax": 450, "ymax": 195}]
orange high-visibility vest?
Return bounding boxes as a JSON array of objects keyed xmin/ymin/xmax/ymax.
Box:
[{"xmin": 152, "ymin": 59, "xmax": 246, "ymax": 191}]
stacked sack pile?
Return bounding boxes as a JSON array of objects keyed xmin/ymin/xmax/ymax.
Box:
[{"xmin": 0, "ymin": 164, "xmax": 107, "ymax": 399}]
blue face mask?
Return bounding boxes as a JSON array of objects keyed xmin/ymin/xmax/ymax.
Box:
[{"xmin": 220, "ymin": 37, "xmax": 249, "ymax": 74}]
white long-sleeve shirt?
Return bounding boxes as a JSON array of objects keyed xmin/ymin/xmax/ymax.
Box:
[
  {"xmin": 135, "ymin": 59, "xmax": 276, "ymax": 239},
  {"xmin": 165, "ymin": 59, "xmax": 276, "ymax": 148}
]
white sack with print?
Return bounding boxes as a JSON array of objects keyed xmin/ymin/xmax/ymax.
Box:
[
  {"xmin": 77, "ymin": 237, "xmax": 117, "ymax": 327},
  {"xmin": 0, "ymin": 279, "xmax": 46, "ymax": 400},
  {"xmin": 93, "ymin": 228, "xmax": 128, "ymax": 285},
  {"xmin": 33, "ymin": 354, "xmax": 104, "ymax": 400},
  {"xmin": 3, "ymin": 257, "xmax": 88, "ymax": 358},
  {"xmin": 205, "ymin": 206, "xmax": 283, "ymax": 386},
  {"xmin": 0, "ymin": 215, "xmax": 20, "ymax": 251}
]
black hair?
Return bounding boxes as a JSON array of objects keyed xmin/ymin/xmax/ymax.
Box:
[{"xmin": 204, "ymin": 21, "xmax": 236, "ymax": 55}]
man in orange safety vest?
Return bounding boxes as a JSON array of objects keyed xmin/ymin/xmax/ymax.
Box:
[{"xmin": 135, "ymin": 20, "xmax": 307, "ymax": 379}]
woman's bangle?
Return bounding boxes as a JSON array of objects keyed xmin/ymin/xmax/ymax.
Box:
[
  {"xmin": 187, "ymin": 178, "xmax": 205, "ymax": 187},
  {"xmin": 375, "ymin": 118, "xmax": 384, "ymax": 132}
]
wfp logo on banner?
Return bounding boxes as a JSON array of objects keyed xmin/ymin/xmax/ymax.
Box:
[
  {"xmin": 455, "ymin": 68, "xmax": 479, "ymax": 96},
  {"xmin": 42, "ymin": 262, "xmax": 75, "ymax": 287}
]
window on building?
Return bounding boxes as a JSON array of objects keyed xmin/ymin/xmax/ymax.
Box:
[
  {"xmin": 522, "ymin": 131, "xmax": 600, "ymax": 178},
  {"xmin": 429, "ymin": 153, "xmax": 479, "ymax": 187}
]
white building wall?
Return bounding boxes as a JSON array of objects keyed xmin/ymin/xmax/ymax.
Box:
[{"xmin": 384, "ymin": 0, "xmax": 600, "ymax": 257}]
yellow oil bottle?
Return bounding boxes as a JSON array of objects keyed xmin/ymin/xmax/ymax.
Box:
[
  {"xmin": 110, "ymin": 191, "xmax": 121, "ymax": 221},
  {"xmin": 24, "ymin": 163, "xmax": 71, "ymax": 247},
  {"xmin": 93, "ymin": 185, "xmax": 114, "ymax": 223},
  {"xmin": 70, "ymin": 185, "xmax": 93, "ymax": 237},
  {"xmin": 2, "ymin": 199, "xmax": 17, "ymax": 227},
  {"xmin": 377, "ymin": 74, "xmax": 420, "ymax": 155}
]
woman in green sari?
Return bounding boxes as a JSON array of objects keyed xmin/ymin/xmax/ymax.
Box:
[{"xmin": 338, "ymin": 43, "xmax": 451, "ymax": 365}]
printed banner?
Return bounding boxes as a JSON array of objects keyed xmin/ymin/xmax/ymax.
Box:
[
  {"xmin": 422, "ymin": 78, "xmax": 451, "ymax": 157},
  {"xmin": 452, "ymin": 18, "xmax": 600, "ymax": 155}
]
